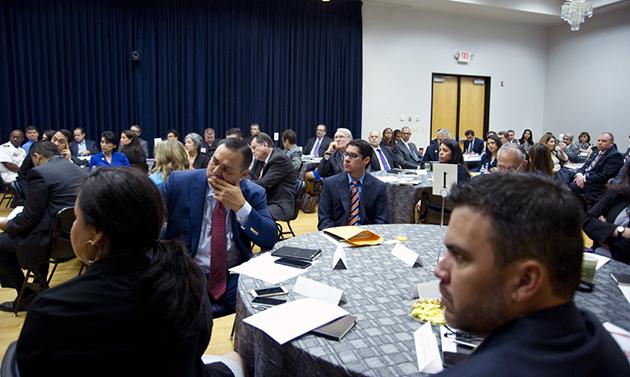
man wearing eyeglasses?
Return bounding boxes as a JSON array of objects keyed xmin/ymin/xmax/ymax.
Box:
[
  {"xmin": 318, "ymin": 139, "xmax": 388, "ymax": 230},
  {"xmin": 496, "ymin": 144, "xmax": 528, "ymax": 173}
]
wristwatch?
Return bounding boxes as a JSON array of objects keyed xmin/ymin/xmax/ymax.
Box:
[{"xmin": 617, "ymin": 226, "xmax": 625, "ymax": 238}]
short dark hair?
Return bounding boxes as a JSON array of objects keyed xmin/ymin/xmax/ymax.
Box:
[
  {"xmin": 130, "ymin": 123, "xmax": 141, "ymax": 131},
  {"xmin": 74, "ymin": 127, "xmax": 86, "ymax": 135},
  {"xmin": 166, "ymin": 129, "xmax": 180, "ymax": 139},
  {"xmin": 220, "ymin": 137, "xmax": 252, "ymax": 171},
  {"xmin": 25, "ymin": 125, "xmax": 38, "ymax": 132},
  {"xmin": 58, "ymin": 129, "xmax": 73, "ymax": 144},
  {"xmin": 100, "ymin": 131, "xmax": 118, "ymax": 145},
  {"xmin": 447, "ymin": 174, "xmax": 583, "ymax": 299},
  {"xmin": 254, "ymin": 132, "xmax": 274, "ymax": 148},
  {"xmin": 282, "ymin": 129, "xmax": 296, "ymax": 144},
  {"xmin": 578, "ymin": 131, "xmax": 591, "ymax": 143},
  {"xmin": 440, "ymin": 139, "xmax": 464, "ymax": 164},
  {"xmin": 226, "ymin": 128, "xmax": 243, "ymax": 139},
  {"xmin": 464, "ymin": 130, "xmax": 474, "ymax": 137},
  {"xmin": 43, "ymin": 129, "xmax": 56, "ymax": 140},
  {"xmin": 29, "ymin": 140, "xmax": 59, "ymax": 158},
  {"xmin": 347, "ymin": 139, "xmax": 373, "ymax": 167},
  {"xmin": 485, "ymin": 134, "xmax": 502, "ymax": 154}
]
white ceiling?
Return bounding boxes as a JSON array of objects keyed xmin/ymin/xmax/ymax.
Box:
[{"xmin": 363, "ymin": 0, "xmax": 630, "ymax": 26}]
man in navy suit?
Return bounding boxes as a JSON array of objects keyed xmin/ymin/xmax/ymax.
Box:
[
  {"xmin": 70, "ymin": 127, "xmax": 98, "ymax": 156},
  {"xmin": 367, "ymin": 130, "xmax": 397, "ymax": 171},
  {"xmin": 463, "ymin": 129, "xmax": 484, "ymax": 155},
  {"xmin": 435, "ymin": 174, "xmax": 629, "ymax": 376},
  {"xmin": 394, "ymin": 126, "xmax": 423, "ymax": 168},
  {"xmin": 303, "ymin": 124, "xmax": 332, "ymax": 158},
  {"xmin": 318, "ymin": 139, "xmax": 388, "ymax": 230},
  {"xmin": 421, "ymin": 128, "xmax": 449, "ymax": 164},
  {"xmin": 162, "ymin": 138, "xmax": 277, "ymax": 314}
]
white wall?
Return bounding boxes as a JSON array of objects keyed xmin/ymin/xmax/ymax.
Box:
[
  {"xmin": 362, "ymin": 2, "xmax": 549, "ymax": 146},
  {"xmin": 544, "ymin": 6, "xmax": 630, "ymax": 146}
]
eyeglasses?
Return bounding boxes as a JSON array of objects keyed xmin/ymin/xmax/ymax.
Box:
[
  {"xmin": 497, "ymin": 160, "xmax": 524, "ymax": 172},
  {"xmin": 343, "ymin": 152, "xmax": 362, "ymax": 159}
]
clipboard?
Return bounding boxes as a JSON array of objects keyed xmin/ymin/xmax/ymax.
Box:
[{"xmin": 323, "ymin": 226, "xmax": 383, "ymax": 246}]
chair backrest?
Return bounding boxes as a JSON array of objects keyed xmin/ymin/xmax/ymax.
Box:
[
  {"xmin": 48, "ymin": 207, "xmax": 76, "ymax": 261},
  {"xmin": 1, "ymin": 341, "xmax": 20, "ymax": 377},
  {"xmin": 292, "ymin": 180, "xmax": 305, "ymax": 220}
]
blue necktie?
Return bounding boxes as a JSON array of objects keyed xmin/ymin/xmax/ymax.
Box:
[
  {"xmin": 311, "ymin": 138, "xmax": 321, "ymax": 156},
  {"xmin": 376, "ymin": 148, "xmax": 391, "ymax": 171},
  {"xmin": 348, "ymin": 179, "xmax": 360, "ymax": 226}
]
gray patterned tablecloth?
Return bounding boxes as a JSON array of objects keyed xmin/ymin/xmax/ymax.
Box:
[
  {"xmin": 234, "ymin": 224, "xmax": 630, "ymax": 377},
  {"xmin": 370, "ymin": 171, "xmax": 432, "ymax": 224}
]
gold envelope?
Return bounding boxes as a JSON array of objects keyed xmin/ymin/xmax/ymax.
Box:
[{"xmin": 323, "ymin": 226, "xmax": 383, "ymax": 246}]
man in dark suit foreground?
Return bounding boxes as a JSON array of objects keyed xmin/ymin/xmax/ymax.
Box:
[
  {"xmin": 162, "ymin": 138, "xmax": 277, "ymax": 314},
  {"xmin": 0, "ymin": 141, "xmax": 87, "ymax": 312},
  {"xmin": 250, "ymin": 133, "xmax": 297, "ymax": 221},
  {"xmin": 318, "ymin": 139, "xmax": 388, "ymax": 230},
  {"xmin": 435, "ymin": 174, "xmax": 629, "ymax": 376}
]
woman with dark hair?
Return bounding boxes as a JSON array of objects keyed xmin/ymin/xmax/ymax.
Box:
[
  {"xmin": 184, "ymin": 132, "xmax": 210, "ymax": 169},
  {"xmin": 119, "ymin": 129, "xmax": 147, "ymax": 171},
  {"xmin": 393, "ymin": 129, "xmax": 402, "ymax": 143},
  {"xmin": 166, "ymin": 129, "xmax": 180, "ymax": 141},
  {"xmin": 539, "ymin": 133, "xmax": 568, "ymax": 173},
  {"xmin": 381, "ymin": 128, "xmax": 394, "ymax": 148},
  {"xmin": 15, "ymin": 168, "xmax": 244, "ymax": 376},
  {"xmin": 438, "ymin": 138, "xmax": 471, "ymax": 183},
  {"xmin": 281, "ymin": 129, "xmax": 302, "ymax": 171},
  {"xmin": 88, "ymin": 131, "xmax": 130, "ymax": 170},
  {"xmin": 583, "ymin": 166, "xmax": 630, "ymax": 264},
  {"xmin": 519, "ymin": 129, "xmax": 534, "ymax": 152},
  {"xmin": 479, "ymin": 134, "xmax": 501, "ymax": 173},
  {"xmin": 41, "ymin": 129, "xmax": 56, "ymax": 141},
  {"xmin": 527, "ymin": 143, "xmax": 554, "ymax": 176},
  {"xmin": 576, "ymin": 131, "xmax": 593, "ymax": 162}
]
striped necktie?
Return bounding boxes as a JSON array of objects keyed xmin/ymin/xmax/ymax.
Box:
[{"xmin": 348, "ymin": 179, "xmax": 360, "ymax": 226}]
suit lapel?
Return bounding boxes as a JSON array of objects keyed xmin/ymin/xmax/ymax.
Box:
[
  {"xmin": 190, "ymin": 172, "xmax": 207, "ymax": 254},
  {"xmin": 340, "ymin": 174, "xmax": 350, "ymax": 222}
]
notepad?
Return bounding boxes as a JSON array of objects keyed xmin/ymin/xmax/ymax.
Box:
[
  {"xmin": 311, "ymin": 315, "xmax": 357, "ymax": 341},
  {"xmin": 323, "ymin": 226, "xmax": 383, "ymax": 246},
  {"xmin": 271, "ymin": 246, "xmax": 322, "ymax": 262}
]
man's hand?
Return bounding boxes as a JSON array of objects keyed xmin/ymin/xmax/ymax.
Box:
[
  {"xmin": 208, "ymin": 177, "xmax": 246, "ymax": 212},
  {"xmin": 0, "ymin": 217, "xmax": 8, "ymax": 231},
  {"xmin": 574, "ymin": 173, "xmax": 585, "ymax": 189},
  {"xmin": 60, "ymin": 148, "xmax": 72, "ymax": 160}
]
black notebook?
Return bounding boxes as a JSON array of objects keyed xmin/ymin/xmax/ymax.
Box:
[
  {"xmin": 271, "ymin": 246, "xmax": 322, "ymax": 262},
  {"xmin": 311, "ymin": 315, "xmax": 357, "ymax": 341}
]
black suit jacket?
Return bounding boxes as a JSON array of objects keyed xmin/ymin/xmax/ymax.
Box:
[
  {"xmin": 463, "ymin": 138, "xmax": 484, "ymax": 154},
  {"xmin": 317, "ymin": 150, "xmax": 345, "ymax": 178},
  {"xmin": 318, "ymin": 172, "xmax": 389, "ymax": 230},
  {"xmin": 583, "ymin": 190, "xmax": 630, "ymax": 264},
  {"xmin": 4, "ymin": 156, "xmax": 87, "ymax": 268},
  {"xmin": 370, "ymin": 145, "xmax": 398, "ymax": 171},
  {"xmin": 250, "ymin": 148, "xmax": 297, "ymax": 220},
  {"xmin": 422, "ymin": 142, "xmax": 440, "ymax": 164},
  {"xmin": 303, "ymin": 136, "xmax": 332, "ymax": 157},
  {"xmin": 201, "ymin": 139, "xmax": 222, "ymax": 158},
  {"xmin": 573, "ymin": 145, "xmax": 624, "ymax": 202},
  {"xmin": 70, "ymin": 139, "xmax": 98, "ymax": 156},
  {"xmin": 394, "ymin": 140, "xmax": 421, "ymax": 169}
]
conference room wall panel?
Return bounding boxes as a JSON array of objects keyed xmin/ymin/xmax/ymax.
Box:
[{"xmin": 0, "ymin": 0, "xmax": 362, "ymax": 148}]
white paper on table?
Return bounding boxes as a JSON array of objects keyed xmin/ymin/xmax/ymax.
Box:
[
  {"xmin": 374, "ymin": 175, "xmax": 400, "ymax": 183},
  {"xmin": 243, "ymin": 297, "xmax": 348, "ymax": 345},
  {"xmin": 332, "ymin": 246, "xmax": 348, "ymax": 270},
  {"xmin": 417, "ymin": 280, "xmax": 440, "ymax": 299},
  {"xmin": 391, "ymin": 243, "xmax": 422, "ymax": 267},
  {"xmin": 414, "ymin": 322, "xmax": 443, "ymax": 374},
  {"xmin": 229, "ymin": 253, "xmax": 307, "ymax": 284},
  {"xmin": 293, "ymin": 276, "xmax": 346, "ymax": 305},
  {"xmin": 584, "ymin": 252, "xmax": 610, "ymax": 270},
  {"xmin": 440, "ymin": 325, "xmax": 457, "ymax": 353},
  {"xmin": 7, "ymin": 206, "xmax": 23, "ymax": 221},
  {"xmin": 603, "ymin": 322, "xmax": 630, "ymax": 363},
  {"xmin": 616, "ymin": 284, "xmax": 630, "ymax": 305}
]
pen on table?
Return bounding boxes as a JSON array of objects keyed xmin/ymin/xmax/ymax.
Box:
[{"xmin": 449, "ymin": 338, "xmax": 478, "ymax": 349}]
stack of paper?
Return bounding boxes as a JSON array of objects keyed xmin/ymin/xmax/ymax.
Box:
[{"xmin": 229, "ymin": 253, "xmax": 307, "ymax": 284}]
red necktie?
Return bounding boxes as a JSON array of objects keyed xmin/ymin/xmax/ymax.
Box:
[{"xmin": 208, "ymin": 201, "xmax": 227, "ymax": 300}]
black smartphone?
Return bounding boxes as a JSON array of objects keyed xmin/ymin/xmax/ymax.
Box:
[
  {"xmin": 251, "ymin": 296, "xmax": 287, "ymax": 308},
  {"xmin": 274, "ymin": 257, "xmax": 311, "ymax": 269},
  {"xmin": 250, "ymin": 286, "xmax": 288, "ymax": 298}
]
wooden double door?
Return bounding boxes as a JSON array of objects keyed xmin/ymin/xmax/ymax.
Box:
[{"xmin": 430, "ymin": 74, "xmax": 490, "ymax": 145}]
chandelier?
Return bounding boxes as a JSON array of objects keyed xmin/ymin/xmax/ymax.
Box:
[{"xmin": 561, "ymin": 0, "xmax": 593, "ymax": 31}]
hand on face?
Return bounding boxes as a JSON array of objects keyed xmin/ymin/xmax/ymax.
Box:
[{"xmin": 208, "ymin": 176, "xmax": 246, "ymax": 212}]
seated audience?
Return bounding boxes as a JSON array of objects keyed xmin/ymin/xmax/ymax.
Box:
[
  {"xmin": 318, "ymin": 139, "xmax": 388, "ymax": 230},
  {"xmin": 21, "ymin": 126, "xmax": 39, "ymax": 154},
  {"xmin": 245, "ymin": 123, "xmax": 261, "ymax": 145},
  {"xmin": 497, "ymin": 131, "xmax": 508, "ymax": 145},
  {"xmin": 250, "ymin": 133, "xmax": 297, "ymax": 221},
  {"xmin": 40, "ymin": 129, "xmax": 55, "ymax": 141},
  {"xmin": 479, "ymin": 134, "xmax": 501, "ymax": 173},
  {"xmin": 0, "ymin": 141, "xmax": 86, "ymax": 312},
  {"xmin": 438, "ymin": 139, "xmax": 470, "ymax": 183},
  {"xmin": 166, "ymin": 129, "xmax": 180, "ymax": 141},
  {"xmin": 316, "ymin": 128, "xmax": 352, "ymax": 178},
  {"xmin": 540, "ymin": 133, "xmax": 568, "ymax": 173},
  {"xmin": 561, "ymin": 133, "xmax": 582, "ymax": 163},
  {"xmin": 570, "ymin": 132, "xmax": 624, "ymax": 204},
  {"xmin": 421, "ymin": 129, "xmax": 449, "ymax": 165},
  {"xmin": 149, "ymin": 140, "xmax": 189, "ymax": 189},
  {"xmin": 393, "ymin": 129, "xmax": 402, "ymax": 143},
  {"xmin": 435, "ymin": 173, "xmax": 629, "ymax": 376},
  {"xmin": 303, "ymin": 124, "xmax": 332, "ymax": 158},
  {"xmin": 225, "ymin": 128, "xmax": 244, "ymax": 140},
  {"xmin": 394, "ymin": 126, "xmax": 423, "ymax": 168},
  {"xmin": 0, "ymin": 130, "xmax": 26, "ymax": 184},
  {"xmin": 583, "ymin": 166, "xmax": 630, "ymax": 264},
  {"xmin": 202, "ymin": 127, "xmax": 221, "ymax": 157},
  {"xmin": 496, "ymin": 143, "xmax": 528, "ymax": 173},
  {"xmin": 71, "ymin": 127, "xmax": 98, "ymax": 156},
  {"xmin": 52, "ymin": 129, "xmax": 88, "ymax": 166},
  {"xmin": 185, "ymin": 133, "xmax": 210, "ymax": 169},
  {"xmin": 130, "ymin": 123, "xmax": 149, "ymax": 157},
  {"xmin": 119, "ymin": 129, "xmax": 148, "ymax": 171},
  {"xmin": 506, "ymin": 129, "xmax": 518, "ymax": 144},
  {"xmin": 463, "ymin": 130, "xmax": 484, "ymax": 155},
  {"xmin": 575, "ymin": 131, "xmax": 593, "ymax": 162},
  {"xmin": 368, "ymin": 130, "xmax": 397, "ymax": 172},
  {"xmin": 162, "ymin": 138, "xmax": 277, "ymax": 314},
  {"xmin": 281, "ymin": 129, "xmax": 302, "ymax": 172},
  {"xmin": 518, "ymin": 128, "xmax": 534, "ymax": 152},
  {"xmin": 15, "ymin": 167, "xmax": 244, "ymax": 376},
  {"xmin": 527, "ymin": 143, "xmax": 554, "ymax": 176},
  {"xmin": 88, "ymin": 131, "xmax": 130, "ymax": 170},
  {"xmin": 381, "ymin": 127, "xmax": 395, "ymax": 149}
]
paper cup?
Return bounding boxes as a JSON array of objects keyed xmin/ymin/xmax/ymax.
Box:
[{"xmin": 581, "ymin": 253, "xmax": 598, "ymax": 284}]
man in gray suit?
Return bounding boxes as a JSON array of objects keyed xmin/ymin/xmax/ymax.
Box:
[
  {"xmin": 395, "ymin": 126, "xmax": 422, "ymax": 169},
  {"xmin": 0, "ymin": 141, "xmax": 87, "ymax": 312}
]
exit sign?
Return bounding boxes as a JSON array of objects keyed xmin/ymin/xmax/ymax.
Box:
[{"xmin": 456, "ymin": 51, "xmax": 471, "ymax": 63}]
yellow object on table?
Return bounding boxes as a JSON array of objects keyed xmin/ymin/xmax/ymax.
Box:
[{"xmin": 411, "ymin": 298, "xmax": 446, "ymax": 325}]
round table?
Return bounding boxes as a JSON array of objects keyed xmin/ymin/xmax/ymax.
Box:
[{"xmin": 234, "ymin": 224, "xmax": 630, "ymax": 377}]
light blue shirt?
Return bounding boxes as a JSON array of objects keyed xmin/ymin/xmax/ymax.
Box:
[{"xmin": 346, "ymin": 173, "xmax": 365, "ymax": 196}]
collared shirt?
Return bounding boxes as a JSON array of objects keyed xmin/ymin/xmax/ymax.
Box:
[
  {"xmin": 372, "ymin": 146, "xmax": 389, "ymax": 170},
  {"xmin": 0, "ymin": 141, "xmax": 26, "ymax": 183},
  {"xmin": 77, "ymin": 140, "xmax": 87, "ymax": 154},
  {"xmin": 346, "ymin": 173, "xmax": 365, "ymax": 196},
  {"xmin": 195, "ymin": 184, "xmax": 252, "ymax": 273}
]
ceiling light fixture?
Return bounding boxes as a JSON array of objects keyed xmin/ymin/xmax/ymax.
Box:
[{"xmin": 561, "ymin": 0, "xmax": 593, "ymax": 31}]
